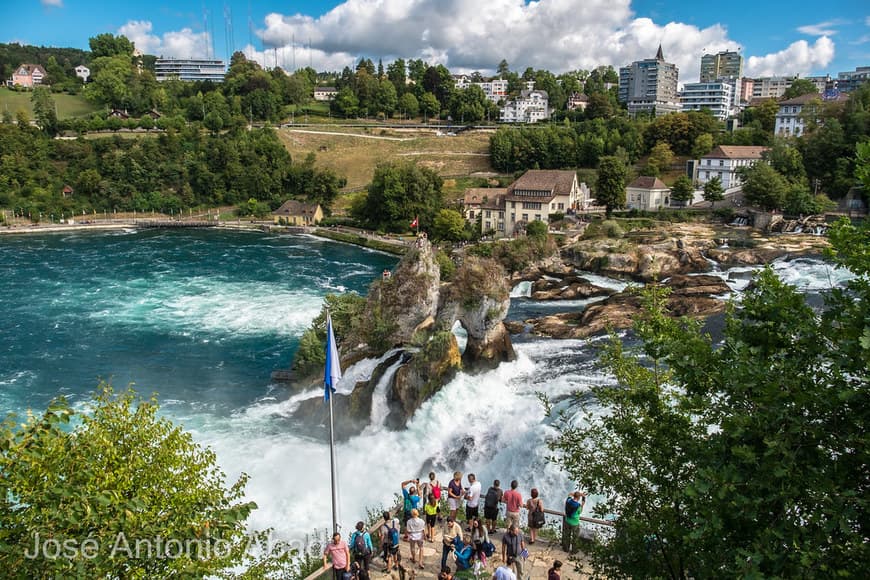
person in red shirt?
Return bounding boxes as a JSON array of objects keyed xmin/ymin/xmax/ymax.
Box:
[
  {"xmin": 502, "ymin": 480, "xmax": 523, "ymax": 531},
  {"xmin": 323, "ymin": 532, "xmax": 351, "ymax": 580}
]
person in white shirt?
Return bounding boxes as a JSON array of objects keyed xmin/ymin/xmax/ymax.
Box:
[
  {"xmin": 464, "ymin": 473, "xmax": 482, "ymax": 521},
  {"xmin": 493, "ymin": 564, "xmax": 517, "ymax": 580},
  {"xmin": 405, "ymin": 508, "xmax": 426, "ymax": 569}
]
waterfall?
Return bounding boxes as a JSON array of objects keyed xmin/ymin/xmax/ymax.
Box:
[
  {"xmin": 365, "ymin": 356, "xmax": 406, "ymax": 432},
  {"xmin": 510, "ymin": 281, "xmax": 532, "ymax": 298}
]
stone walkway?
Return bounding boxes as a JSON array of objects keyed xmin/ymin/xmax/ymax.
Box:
[{"xmin": 369, "ymin": 527, "xmax": 593, "ymax": 580}]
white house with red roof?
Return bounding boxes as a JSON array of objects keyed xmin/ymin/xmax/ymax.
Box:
[{"xmin": 696, "ymin": 145, "xmax": 769, "ymax": 189}]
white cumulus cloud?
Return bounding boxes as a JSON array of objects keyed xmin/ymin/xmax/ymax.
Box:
[
  {"xmin": 745, "ymin": 36, "xmax": 835, "ymax": 77},
  {"xmin": 40, "ymin": 0, "xmax": 63, "ymax": 7},
  {"xmin": 797, "ymin": 20, "xmax": 842, "ymax": 36},
  {"xmin": 118, "ymin": 20, "xmax": 212, "ymax": 60},
  {"xmin": 253, "ymin": 0, "xmax": 736, "ymax": 82}
]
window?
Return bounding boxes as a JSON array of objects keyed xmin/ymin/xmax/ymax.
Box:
[
  {"xmin": 499, "ymin": 211, "xmax": 504, "ymax": 219},
  {"xmin": 535, "ymin": 214, "xmax": 541, "ymax": 221},
  {"xmin": 558, "ymin": 203, "xmax": 564, "ymax": 210},
  {"xmin": 551, "ymin": 203, "xmax": 556, "ymax": 210},
  {"xmin": 510, "ymin": 213, "xmax": 515, "ymax": 222},
  {"xmin": 497, "ymin": 222, "xmax": 505, "ymax": 231},
  {"xmin": 522, "ymin": 213, "xmax": 529, "ymax": 221},
  {"xmin": 468, "ymin": 211, "xmax": 475, "ymax": 219},
  {"xmin": 719, "ymin": 160, "xmax": 724, "ymax": 166},
  {"xmin": 485, "ymin": 221, "xmax": 491, "ymax": 230},
  {"xmin": 485, "ymin": 210, "xmax": 491, "ymax": 218}
]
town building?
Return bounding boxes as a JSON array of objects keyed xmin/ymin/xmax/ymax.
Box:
[
  {"xmin": 695, "ymin": 145, "xmax": 769, "ymax": 189},
  {"xmin": 700, "ymin": 50, "xmax": 743, "ymax": 83},
  {"xmin": 749, "ymin": 76, "xmax": 795, "ymax": 99},
  {"xmin": 500, "ymin": 89, "xmax": 550, "ymax": 123},
  {"xmin": 739, "ymin": 78, "xmax": 754, "ymax": 103},
  {"xmin": 618, "ymin": 45, "xmax": 680, "ymax": 117},
  {"xmin": 567, "ymin": 92, "xmax": 589, "ymax": 111},
  {"xmin": 154, "ymin": 58, "xmax": 226, "ymax": 82},
  {"xmin": 11, "ymin": 64, "xmax": 46, "ymax": 87},
  {"xmin": 454, "ymin": 75, "xmax": 509, "ymax": 103},
  {"xmin": 75, "ymin": 65, "xmax": 90, "ymax": 82},
  {"xmin": 836, "ymin": 66, "xmax": 870, "ymax": 93},
  {"xmin": 625, "ymin": 176, "xmax": 671, "ymax": 211},
  {"xmin": 272, "ymin": 200, "xmax": 323, "ymax": 226},
  {"xmin": 465, "ymin": 170, "xmax": 587, "ymax": 237},
  {"xmin": 774, "ymin": 92, "xmax": 849, "ymax": 137},
  {"xmin": 313, "ymin": 87, "xmax": 338, "ymax": 101},
  {"xmin": 680, "ymin": 80, "xmax": 736, "ymax": 120}
]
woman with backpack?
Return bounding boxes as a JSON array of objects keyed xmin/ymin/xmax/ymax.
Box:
[
  {"xmin": 525, "ymin": 488, "xmax": 545, "ymax": 544},
  {"xmin": 350, "ymin": 520, "xmax": 374, "ymax": 573}
]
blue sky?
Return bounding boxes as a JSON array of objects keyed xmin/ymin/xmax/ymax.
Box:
[{"xmin": 2, "ymin": 0, "xmax": 868, "ymax": 81}]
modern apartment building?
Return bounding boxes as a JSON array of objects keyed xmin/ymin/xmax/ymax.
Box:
[
  {"xmin": 836, "ymin": 66, "xmax": 870, "ymax": 93},
  {"xmin": 453, "ymin": 75, "xmax": 509, "ymax": 103},
  {"xmin": 680, "ymin": 80, "xmax": 736, "ymax": 120},
  {"xmin": 700, "ymin": 50, "xmax": 743, "ymax": 82},
  {"xmin": 749, "ymin": 76, "xmax": 795, "ymax": 99},
  {"xmin": 618, "ymin": 45, "xmax": 680, "ymax": 117},
  {"xmin": 500, "ymin": 90, "xmax": 550, "ymax": 123},
  {"xmin": 154, "ymin": 58, "xmax": 226, "ymax": 82}
]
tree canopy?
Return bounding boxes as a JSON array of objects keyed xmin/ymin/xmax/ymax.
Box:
[
  {"xmin": 595, "ymin": 155, "xmax": 627, "ymax": 216},
  {"xmin": 552, "ymin": 216, "xmax": 869, "ymax": 578},
  {"xmin": 352, "ymin": 161, "xmax": 444, "ymax": 232}
]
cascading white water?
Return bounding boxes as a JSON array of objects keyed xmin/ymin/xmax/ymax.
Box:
[
  {"xmin": 365, "ymin": 356, "xmax": 405, "ymax": 432},
  {"xmin": 510, "ymin": 281, "xmax": 532, "ymax": 298}
]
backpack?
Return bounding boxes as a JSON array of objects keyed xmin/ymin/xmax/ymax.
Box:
[
  {"xmin": 389, "ymin": 525, "xmax": 400, "ymax": 548},
  {"xmin": 353, "ymin": 532, "xmax": 370, "ymax": 557},
  {"xmin": 531, "ymin": 500, "xmax": 545, "ymax": 528},
  {"xmin": 432, "ymin": 483, "xmax": 441, "ymax": 500},
  {"xmin": 454, "ymin": 545, "xmax": 473, "ymax": 570},
  {"xmin": 482, "ymin": 540, "xmax": 495, "ymax": 557},
  {"xmin": 484, "ymin": 487, "xmax": 500, "ymax": 509}
]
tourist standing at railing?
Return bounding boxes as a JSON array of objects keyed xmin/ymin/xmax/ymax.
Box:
[
  {"xmin": 401, "ymin": 479, "xmax": 421, "ymax": 522},
  {"xmin": 562, "ymin": 491, "xmax": 586, "ymax": 553},
  {"xmin": 421, "ymin": 471, "xmax": 441, "ymax": 505},
  {"xmin": 483, "ymin": 480, "xmax": 503, "ymax": 534},
  {"xmin": 525, "ymin": 488, "xmax": 544, "ymax": 544},
  {"xmin": 502, "ymin": 480, "xmax": 523, "ymax": 531},
  {"xmin": 323, "ymin": 532, "xmax": 351, "ymax": 580},
  {"xmin": 350, "ymin": 520, "xmax": 374, "ymax": 574},
  {"xmin": 447, "ymin": 471, "xmax": 464, "ymax": 521},
  {"xmin": 464, "ymin": 473, "xmax": 482, "ymax": 522},
  {"xmin": 424, "ymin": 493, "xmax": 440, "ymax": 542}
]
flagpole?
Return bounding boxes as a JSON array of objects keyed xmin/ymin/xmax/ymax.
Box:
[
  {"xmin": 325, "ymin": 307, "xmax": 339, "ymax": 535},
  {"xmin": 328, "ymin": 378, "xmax": 338, "ymax": 535}
]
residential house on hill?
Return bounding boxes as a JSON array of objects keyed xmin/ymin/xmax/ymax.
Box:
[
  {"xmin": 11, "ymin": 64, "xmax": 47, "ymax": 88},
  {"xmin": 774, "ymin": 92, "xmax": 848, "ymax": 137},
  {"xmin": 695, "ymin": 145, "xmax": 769, "ymax": 190},
  {"xmin": 626, "ymin": 176, "xmax": 670, "ymax": 210},
  {"xmin": 273, "ymin": 200, "xmax": 323, "ymax": 226},
  {"xmin": 314, "ymin": 87, "xmax": 338, "ymax": 101},
  {"xmin": 75, "ymin": 65, "xmax": 90, "ymax": 82},
  {"xmin": 567, "ymin": 93, "xmax": 589, "ymax": 111},
  {"xmin": 500, "ymin": 90, "xmax": 550, "ymax": 123},
  {"xmin": 466, "ymin": 170, "xmax": 587, "ymax": 237}
]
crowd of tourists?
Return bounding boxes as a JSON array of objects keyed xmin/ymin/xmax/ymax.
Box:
[{"xmin": 323, "ymin": 470, "xmax": 587, "ymax": 580}]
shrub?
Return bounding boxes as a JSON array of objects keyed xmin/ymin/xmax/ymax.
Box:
[{"xmin": 435, "ymin": 250, "xmax": 457, "ymax": 280}]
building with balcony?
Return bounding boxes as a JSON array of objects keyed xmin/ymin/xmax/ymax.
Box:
[
  {"xmin": 154, "ymin": 58, "xmax": 226, "ymax": 82},
  {"xmin": 700, "ymin": 50, "xmax": 743, "ymax": 82},
  {"xmin": 500, "ymin": 90, "xmax": 549, "ymax": 123},
  {"xmin": 680, "ymin": 80, "xmax": 736, "ymax": 120}
]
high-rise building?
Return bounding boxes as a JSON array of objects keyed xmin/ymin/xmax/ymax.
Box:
[
  {"xmin": 700, "ymin": 50, "xmax": 743, "ymax": 82},
  {"xmin": 618, "ymin": 45, "xmax": 680, "ymax": 117},
  {"xmin": 154, "ymin": 58, "xmax": 227, "ymax": 83},
  {"xmin": 680, "ymin": 80, "xmax": 736, "ymax": 120},
  {"xmin": 837, "ymin": 66, "xmax": 870, "ymax": 93}
]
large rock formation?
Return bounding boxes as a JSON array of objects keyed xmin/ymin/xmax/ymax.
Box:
[
  {"xmin": 291, "ymin": 240, "xmax": 515, "ymax": 439},
  {"xmin": 517, "ymin": 274, "xmax": 731, "ymax": 340}
]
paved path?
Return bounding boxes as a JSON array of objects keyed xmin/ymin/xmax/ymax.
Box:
[{"xmin": 369, "ymin": 527, "xmax": 593, "ymax": 580}]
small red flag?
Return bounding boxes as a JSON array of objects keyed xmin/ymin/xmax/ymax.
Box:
[{"xmin": 410, "ymin": 217, "xmax": 418, "ymax": 228}]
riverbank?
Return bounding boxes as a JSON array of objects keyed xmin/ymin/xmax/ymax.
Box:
[{"xmin": 311, "ymin": 227, "xmax": 411, "ymax": 255}]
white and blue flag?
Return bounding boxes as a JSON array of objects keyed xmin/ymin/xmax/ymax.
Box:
[{"xmin": 324, "ymin": 312, "xmax": 342, "ymax": 402}]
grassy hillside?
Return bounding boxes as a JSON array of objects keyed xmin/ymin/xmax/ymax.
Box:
[
  {"xmin": 0, "ymin": 88, "xmax": 100, "ymax": 119},
  {"xmin": 276, "ymin": 126, "xmax": 499, "ymax": 195}
]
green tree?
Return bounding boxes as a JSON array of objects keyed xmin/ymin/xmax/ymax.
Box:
[
  {"xmin": 670, "ymin": 174, "xmax": 694, "ymax": 206},
  {"xmin": 646, "ymin": 141, "xmax": 675, "ymax": 176},
  {"xmin": 354, "ymin": 161, "xmax": 444, "ymax": 232},
  {"xmin": 691, "ymin": 132, "xmax": 714, "ymax": 159},
  {"xmin": 31, "ymin": 86, "xmax": 57, "ymax": 135},
  {"xmin": 374, "ymin": 79, "xmax": 398, "ymax": 118},
  {"xmin": 431, "ymin": 208, "xmax": 467, "ymax": 241},
  {"xmin": 741, "ymin": 162, "xmax": 788, "ymax": 210},
  {"xmin": 419, "ymin": 91, "xmax": 440, "ymax": 122},
  {"xmin": 85, "ymin": 55, "xmax": 134, "ymax": 108},
  {"xmin": 525, "ymin": 219, "xmax": 548, "ymax": 239},
  {"xmin": 0, "ymin": 386, "xmax": 263, "ymax": 577},
  {"xmin": 331, "ymin": 86, "xmax": 359, "ymax": 118},
  {"xmin": 782, "ymin": 78, "xmax": 819, "ymax": 100},
  {"xmin": 398, "ymin": 92, "xmax": 419, "ymax": 119},
  {"xmin": 702, "ymin": 175, "xmax": 724, "ymax": 207},
  {"xmin": 553, "ymin": 219, "xmax": 870, "ymax": 578},
  {"xmin": 88, "ymin": 33, "xmax": 134, "ymax": 58},
  {"xmin": 595, "ymin": 155, "xmax": 627, "ymax": 217}
]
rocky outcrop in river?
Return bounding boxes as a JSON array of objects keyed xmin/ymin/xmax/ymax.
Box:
[{"xmin": 291, "ymin": 240, "xmax": 515, "ymax": 439}]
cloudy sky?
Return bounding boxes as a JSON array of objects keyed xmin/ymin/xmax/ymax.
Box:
[{"xmin": 3, "ymin": 0, "xmax": 868, "ymax": 81}]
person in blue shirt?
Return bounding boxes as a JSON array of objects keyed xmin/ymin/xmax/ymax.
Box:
[
  {"xmin": 401, "ymin": 478, "xmax": 422, "ymax": 522},
  {"xmin": 349, "ymin": 520, "xmax": 374, "ymax": 573}
]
